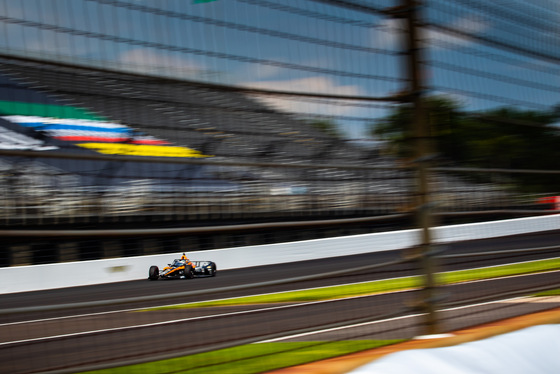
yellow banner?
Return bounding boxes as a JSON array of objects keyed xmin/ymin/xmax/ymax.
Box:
[{"xmin": 77, "ymin": 143, "xmax": 211, "ymax": 158}]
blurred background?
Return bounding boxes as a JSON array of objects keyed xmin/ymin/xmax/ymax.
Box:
[
  {"xmin": 0, "ymin": 0, "xmax": 557, "ymax": 264},
  {"xmin": 0, "ymin": 1, "xmax": 559, "ymax": 373}
]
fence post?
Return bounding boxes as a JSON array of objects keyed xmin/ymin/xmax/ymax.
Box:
[{"xmin": 401, "ymin": 0, "xmax": 440, "ymax": 335}]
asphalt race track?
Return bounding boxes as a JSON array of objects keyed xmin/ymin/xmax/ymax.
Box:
[{"xmin": 0, "ymin": 230, "xmax": 559, "ymax": 373}]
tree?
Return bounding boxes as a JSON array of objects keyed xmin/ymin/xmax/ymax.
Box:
[
  {"xmin": 371, "ymin": 96, "xmax": 560, "ymax": 192},
  {"xmin": 370, "ymin": 96, "xmax": 464, "ymax": 159},
  {"xmin": 306, "ymin": 118, "xmax": 342, "ymax": 138}
]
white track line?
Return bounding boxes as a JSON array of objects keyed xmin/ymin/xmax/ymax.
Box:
[
  {"xmin": 256, "ymin": 296, "xmax": 531, "ymax": 343},
  {"xmin": 0, "ymin": 275, "xmax": 416, "ymax": 327},
  {"xmin": 258, "ymin": 293, "xmax": 560, "ymax": 343},
  {"xmin": 0, "ymin": 291, "xmax": 406, "ymax": 347},
  {"xmin": 2, "ymin": 267, "xmax": 558, "ymax": 329},
  {"xmin": 3, "ymin": 294, "xmax": 539, "ymax": 347},
  {"xmin": 4, "ymin": 283, "xmax": 557, "ymax": 347}
]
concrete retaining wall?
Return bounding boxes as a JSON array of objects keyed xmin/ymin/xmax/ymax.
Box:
[{"xmin": 1, "ymin": 214, "xmax": 558, "ymax": 294}]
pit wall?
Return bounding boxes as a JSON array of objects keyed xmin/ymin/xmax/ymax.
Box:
[{"xmin": 1, "ymin": 214, "xmax": 559, "ymax": 294}]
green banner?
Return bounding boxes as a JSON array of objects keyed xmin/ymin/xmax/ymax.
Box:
[{"xmin": 0, "ymin": 100, "xmax": 104, "ymax": 121}]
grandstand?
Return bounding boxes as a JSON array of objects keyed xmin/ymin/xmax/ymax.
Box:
[
  {"xmin": 0, "ymin": 56, "xmax": 514, "ymax": 226},
  {"xmin": 0, "ymin": 56, "xmax": 411, "ymax": 219},
  {"xmin": 0, "ymin": 57, "xmax": 369, "ymax": 164}
]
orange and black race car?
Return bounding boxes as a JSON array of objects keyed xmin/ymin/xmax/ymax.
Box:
[{"xmin": 148, "ymin": 253, "xmax": 217, "ymax": 280}]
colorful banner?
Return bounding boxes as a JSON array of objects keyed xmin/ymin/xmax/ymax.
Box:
[
  {"xmin": 77, "ymin": 143, "xmax": 209, "ymax": 158},
  {"xmin": 2, "ymin": 115, "xmax": 170, "ymax": 145},
  {"xmin": 0, "ymin": 100, "xmax": 103, "ymax": 121},
  {"xmin": 0, "ymin": 102, "xmax": 211, "ymax": 158}
]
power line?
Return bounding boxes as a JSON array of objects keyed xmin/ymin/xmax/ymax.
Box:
[
  {"xmin": 425, "ymin": 60, "xmax": 559, "ymax": 94},
  {"xmin": 445, "ymin": 0, "xmax": 558, "ymax": 35},
  {"xmin": 88, "ymin": 0, "xmax": 396, "ymax": 56},
  {"xmin": 0, "ymin": 15, "xmax": 402, "ymax": 84},
  {"xmin": 431, "ymin": 85, "xmax": 553, "ymax": 111},
  {"xmin": 426, "ymin": 39, "xmax": 560, "ymax": 77},
  {"xmin": 424, "ymin": 21, "xmax": 560, "ymax": 64},
  {"xmin": 237, "ymin": 0, "xmax": 380, "ymax": 28}
]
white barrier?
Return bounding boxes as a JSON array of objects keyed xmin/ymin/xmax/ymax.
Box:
[
  {"xmin": 350, "ymin": 324, "xmax": 560, "ymax": 374},
  {"xmin": 0, "ymin": 214, "xmax": 558, "ymax": 294}
]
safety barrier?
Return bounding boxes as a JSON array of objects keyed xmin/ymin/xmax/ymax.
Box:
[
  {"xmin": 1, "ymin": 214, "xmax": 558, "ymax": 294},
  {"xmin": 350, "ymin": 324, "xmax": 560, "ymax": 374}
]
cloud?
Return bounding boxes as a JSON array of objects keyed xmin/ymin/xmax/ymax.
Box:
[
  {"xmin": 453, "ymin": 16, "xmax": 489, "ymax": 34},
  {"xmin": 26, "ymin": 35, "xmax": 92, "ymax": 57},
  {"xmin": 426, "ymin": 16, "xmax": 490, "ymax": 48},
  {"xmin": 117, "ymin": 49, "xmax": 203, "ymax": 77},
  {"xmin": 370, "ymin": 18, "xmax": 404, "ymax": 50},
  {"xmin": 241, "ymin": 76, "xmax": 364, "ymax": 117},
  {"xmin": 250, "ymin": 64, "xmax": 284, "ymax": 80},
  {"xmin": 370, "ymin": 16, "xmax": 490, "ymax": 50}
]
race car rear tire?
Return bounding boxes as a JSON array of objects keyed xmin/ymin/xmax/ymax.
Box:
[
  {"xmin": 184, "ymin": 266, "xmax": 194, "ymax": 279},
  {"xmin": 210, "ymin": 263, "xmax": 217, "ymax": 277},
  {"xmin": 148, "ymin": 266, "xmax": 159, "ymax": 280}
]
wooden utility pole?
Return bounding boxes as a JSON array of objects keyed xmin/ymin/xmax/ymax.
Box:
[{"xmin": 400, "ymin": 0, "xmax": 440, "ymax": 334}]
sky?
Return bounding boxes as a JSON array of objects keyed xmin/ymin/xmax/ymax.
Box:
[{"xmin": 0, "ymin": 0, "xmax": 558, "ymax": 138}]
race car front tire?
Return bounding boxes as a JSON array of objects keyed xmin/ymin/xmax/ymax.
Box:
[
  {"xmin": 184, "ymin": 266, "xmax": 194, "ymax": 279},
  {"xmin": 210, "ymin": 263, "xmax": 217, "ymax": 277},
  {"xmin": 148, "ymin": 266, "xmax": 159, "ymax": 280}
]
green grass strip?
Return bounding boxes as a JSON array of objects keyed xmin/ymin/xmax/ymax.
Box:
[
  {"xmin": 439, "ymin": 258, "xmax": 560, "ymax": 285},
  {"xmin": 82, "ymin": 259, "xmax": 560, "ymax": 373},
  {"xmin": 81, "ymin": 340, "xmax": 404, "ymax": 374},
  {"xmin": 533, "ymin": 289, "xmax": 560, "ymax": 297},
  {"xmin": 148, "ymin": 258, "xmax": 560, "ymax": 311},
  {"xmin": 0, "ymin": 100, "xmax": 104, "ymax": 120},
  {"xmin": 147, "ymin": 276, "xmax": 422, "ymax": 310}
]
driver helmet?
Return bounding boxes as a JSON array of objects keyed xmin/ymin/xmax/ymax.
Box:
[{"xmin": 181, "ymin": 253, "xmax": 194, "ymax": 267}]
